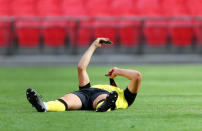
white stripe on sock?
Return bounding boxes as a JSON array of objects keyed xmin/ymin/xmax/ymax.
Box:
[{"xmin": 43, "ymin": 102, "xmax": 48, "ymax": 112}]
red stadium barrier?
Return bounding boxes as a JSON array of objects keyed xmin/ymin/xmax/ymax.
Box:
[
  {"xmin": 16, "ymin": 22, "xmax": 40, "ymax": 47},
  {"xmin": 42, "ymin": 21, "xmax": 67, "ymax": 47},
  {"xmin": 62, "ymin": 0, "xmax": 89, "ymax": 46},
  {"xmin": 169, "ymin": 20, "xmax": 194, "ymax": 47},
  {"xmin": 144, "ymin": 21, "xmax": 168, "ymax": 46},
  {"xmin": 0, "ymin": 0, "xmax": 11, "ymax": 47},
  {"xmin": 11, "ymin": 0, "xmax": 40, "ymax": 47},
  {"xmin": 0, "ymin": 0, "xmax": 202, "ymax": 54},
  {"xmin": 0, "ymin": 22, "xmax": 11, "ymax": 47},
  {"xmin": 119, "ymin": 21, "xmax": 141, "ymax": 46}
]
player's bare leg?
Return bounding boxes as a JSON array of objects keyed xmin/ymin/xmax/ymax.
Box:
[
  {"xmin": 60, "ymin": 38, "xmax": 110, "ymax": 110},
  {"xmin": 60, "ymin": 93, "xmax": 82, "ymax": 110},
  {"xmin": 77, "ymin": 38, "xmax": 109, "ymax": 87},
  {"xmin": 93, "ymin": 94, "xmax": 108, "ymax": 109}
]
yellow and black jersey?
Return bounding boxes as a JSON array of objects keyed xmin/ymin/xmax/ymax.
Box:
[{"xmin": 75, "ymin": 79, "xmax": 137, "ymax": 110}]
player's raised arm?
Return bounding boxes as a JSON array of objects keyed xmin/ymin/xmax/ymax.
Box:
[
  {"xmin": 108, "ymin": 67, "xmax": 142, "ymax": 94},
  {"xmin": 77, "ymin": 38, "xmax": 112, "ymax": 87}
]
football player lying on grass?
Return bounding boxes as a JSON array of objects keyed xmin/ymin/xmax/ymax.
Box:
[{"xmin": 26, "ymin": 38, "xmax": 142, "ymax": 112}]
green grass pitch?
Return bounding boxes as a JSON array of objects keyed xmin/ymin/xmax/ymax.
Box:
[{"xmin": 0, "ymin": 65, "xmax": 202, "ymax": 131}]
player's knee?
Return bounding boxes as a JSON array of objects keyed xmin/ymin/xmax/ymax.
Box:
[{"xmin": 77, "ymin": 64, "xmax": 85, "ymax": 72}]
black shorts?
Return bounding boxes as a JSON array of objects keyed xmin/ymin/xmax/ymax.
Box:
[
  {"xmin": 72, "ymin": 83, "xmax": 137, "ymax": 110},
  {"xmin": 72, "ymin": 88, "xmax": 109, "ymax": 110}
]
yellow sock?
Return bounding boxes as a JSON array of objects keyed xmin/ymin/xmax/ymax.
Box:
[{"xmin": 46, "ymin": 100, "xmax": 67, "ymax": 112}]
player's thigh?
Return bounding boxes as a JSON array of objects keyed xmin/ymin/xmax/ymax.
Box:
[
  {"xmin": 60, "ymin": 93, "xmax": 82, "ymax": 110},
  {"xmin": 92, "ymin": 94, "xmax": 108, "ymax": 109},
  {"xmin": 78, "ymin": 70, "xmax": 90, "ymax": 87}
]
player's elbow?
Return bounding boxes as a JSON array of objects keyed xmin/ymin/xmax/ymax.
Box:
[{"xmin": 132, "ymin": 71, "xmax": 142, "ymax": 81}]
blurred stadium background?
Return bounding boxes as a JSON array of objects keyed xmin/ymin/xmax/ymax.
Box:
[{"xmin": 0, "ymin": 0, "xmax": 202, "ymax": 66}]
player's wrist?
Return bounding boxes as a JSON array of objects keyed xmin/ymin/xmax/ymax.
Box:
[
  {"xmin": 111, "ymin": 68, "xmax": 119, "ymax": 77},
  {"xmin": 90, "ymin": 42, "xmax": 98, "ymax": 49},
  {"xmin": 91, "ymin": 41, "xmax": 101, "ymax": 48},
  {"xmin": 114, "ymin": 68, "xmax": 122, "ymax": 76}
]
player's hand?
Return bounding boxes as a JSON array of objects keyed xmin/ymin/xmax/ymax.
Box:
[
  {"xmin": 108, "ymin": 67, "xmax": 119, "ymax": 79},
  {"xmin": 92, "ymin": 38, "xmax": 110, "ymax": 48}
]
